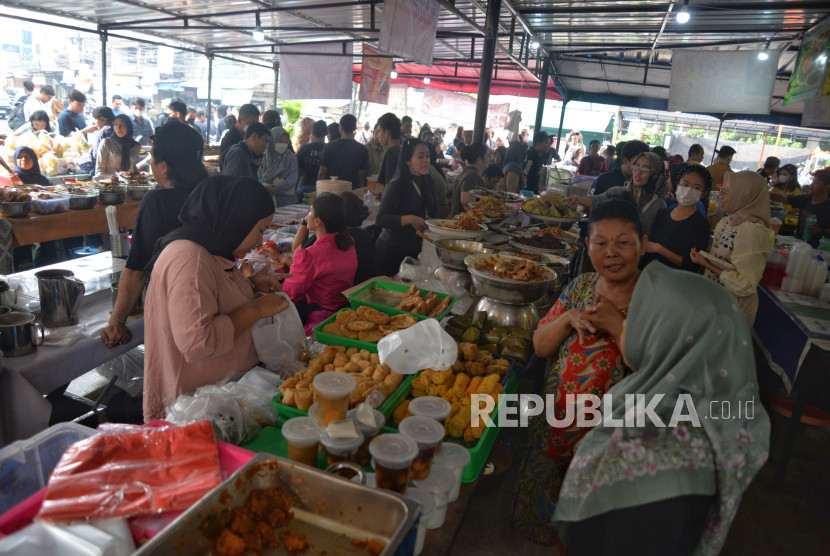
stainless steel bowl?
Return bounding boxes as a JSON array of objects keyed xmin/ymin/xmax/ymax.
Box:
[
  {"xmin": 98, "ymin": 190, "xmax": 125, "ymax": 204},
  {"xmin": 435, "ymin": 239, "xmax": 494, "ymax": 270},
  {"xmin": 464, "ymin": 254, "xmax": 557, "ymax": 305},
  {"xmin": 68, "ymin": 195, "xmax": 98, "ymax": 210},
  {"xmin": 0, "ymin": 201, "xmax": 31, "ymax": 218},
  {"xmin": 126, "ymin": 187, "xmax": 155, "ymax": 201},
  {"xmin": 475, "ymin": 297, "xmax": 541, "ymax": 328}
]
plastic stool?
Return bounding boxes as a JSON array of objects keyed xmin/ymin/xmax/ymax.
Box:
[{"xmin": 71, "ymin": 246, "xmax": 102, "ymax": 258}]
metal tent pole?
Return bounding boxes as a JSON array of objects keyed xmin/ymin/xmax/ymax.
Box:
[
  {"xmin": 273, "ymin": 62, "xmax": 279, "ymax": 109},
  {"xmin": 534, "ymin": 57, "xmax": 550, "ymax": 134},
  {"xmin": 473, "ymin": 0, "xmax": 502, "ymax": 144},
  {"xmin": 100, "ymin": 28, "xmax": 107, "ymax": 107},
  {"xmin": 206, "ymin": 52, "xmax": 213, "ymax": 143},
  {"xmin": 711, "ymin": 116, "xmax": 725, "ymax": 164},
  {"xmin": 555, "ymin": 99, "xmax": 568, "ymax": 151}
]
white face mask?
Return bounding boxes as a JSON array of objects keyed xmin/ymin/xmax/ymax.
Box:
[
  {"xmin": 778, "ymin": 174, "xmax": 790, "ymax": 183},
  {"xmin": 675, "ymin": 186, "xmax": 701, "ymax": 207},
  {"xmin": 275, "ymin": 142, "xmax": 289, "ymax": 154},
  {"xmin": 132, "ymin": 109, "xmax": 142, "ymax": 118}
]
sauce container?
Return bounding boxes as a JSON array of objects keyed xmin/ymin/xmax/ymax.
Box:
[
  {"xmin": 313, "ymin": 372, "xmax": 356, "ymax": 426},
  {"xmin": 347, "ymin": 407, "xmax": 385, "ymax": 466},
  {"xmin": 319, "ymin": 421, "xmax": 364, "ymax": 467},
  {"xmin": 369, "ymin": 434, "xmax": 418, "ymax": 494},
  {"xmin": 281, "ymin": 417, "xmax": 321, "ymax": 468},
  {"xmin": 399, "ymin": 416, "xmax": 445, "ymax": 480},
  {"xmin": 409, "ymin": 396, "xmax": 452, "ymax": 422}
]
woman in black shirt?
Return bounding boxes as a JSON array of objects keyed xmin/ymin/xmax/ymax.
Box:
[
  {"xmin": 642, "ymin": 164, "xmax": 712, "ymax": 272},
  {"xmin": 375, "ymin": 139, "xmax": 436, "ymax": 276}
]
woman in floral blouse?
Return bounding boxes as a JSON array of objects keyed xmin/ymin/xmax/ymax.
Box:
[
  {"xmin": 554, "ymin": 262, "xmax": 769, "ymax": 555},
  {"xmin": 512, "ymin": 197, "xmax": 644, "ymax": 545}
]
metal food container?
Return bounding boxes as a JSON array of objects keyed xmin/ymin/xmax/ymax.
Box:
[
  {"xmin": 98, "ymin": 190, "xmax": 125, "ymax": 204},
  {"xmin": 464, "ymin": 254, "xmax": 557, "ymax": 305},
  {"xmin": 68, "ymin": 194, "xmax": 98, "ymax": 210},
  {"xmin": 435, "ymin": 239, "xmax": 494, "ymax": 270},
  {"xmin": 0, "ymin": 201, "xmax": 31, "ymax": 218},
  {"xmin": 135, "ymin": 453, "xmax": 420, "ymax": 555},
  {"xmin": 127, "ymin": 186, "xmax": 156, "ymax": 201}
]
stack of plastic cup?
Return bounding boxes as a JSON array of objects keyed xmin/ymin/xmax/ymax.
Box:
[
  {"xmin": 399, "ymin": 416, "xmax": 445, "ymax": 480},
  {"xmin": 405, "ymin": 488, "xmax": 436, "ymax": 555},
  {"xmin": 312, "ymin": 373, "xmax": 356, "ymax": 426},
  {"xmin": 409, "ymin": 396, "xmax": 452, "ymax": 422},
  {"xmin": 432, "ymin": 442, "xmax": 471, "ymax": 502},
  {"xmin": 281, "ymin": 417, "xmax": 321, "ymax": 468},
  {"xmin": 347, "ymin": 407, "xmax": 385, "ymax": 466},
  {"xmin": 369, "ymin": 434, "xmax": 418, "ymax": 494},
  {"xmin": 413, "ymin": 466, "xmax": 455, "ymax": 529},
  {"xmin": 319, "ymin": 422, "xmax": 364, "ymax": 467}
]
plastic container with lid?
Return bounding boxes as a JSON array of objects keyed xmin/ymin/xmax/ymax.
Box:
[
  {"xmin": 399, "ymin": 416, "xmax": 445, "ymax": 480},
  {"xmin": 312, "ymin": 372, "xmax": 356, "ymax": 426},
  {"xmin": 432, "ymin": 442, "xmax": 471, "ymax": 502},
  {"xmin": 369, "ymin": 434, "xmax": 418, "ymax": 494},
  {"xmin": 348, "ymin": 407, "xmax": 385, "ymax": 466},
  {"xmin": 409, "ymin": 396, "xmax": 452, "ymax": 422},
  {"xmin": 281, "ymin": 417, "xmax": 321, "ymax": 468},
  {"xmin": 412, "ymin": 466, "xmax": 455, "ymax": 529},
  {"xmin": 405, "ymin": 488, "xmax": 436, "ymax": 555},
  {"xmin": 319, "ymin": 421, "xmax": 364, "ymax": 466}
]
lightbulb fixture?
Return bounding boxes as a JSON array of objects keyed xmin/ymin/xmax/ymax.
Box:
[
  {"xmin": 758, "ymin": 38, "xmax": 771, "ymax": 61},
  {"xmin": 675, "ymin": 0, "xmax": 690, "ymax": 24},
  {"xmin": 531, "ymin": 40, "xmax": 540, "ymax": 50},
  {"xmin": 253, "ymin": 11, "xmax": 264, "ymax": 41},
  {"xmin": 391, "ymin": 71, "xmax": 398, "ymax": 79},
  {"xmin": 423, "ymin": 77, "xmax": 430, "ymax": 84}
]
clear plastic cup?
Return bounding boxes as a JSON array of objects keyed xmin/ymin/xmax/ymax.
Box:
[
  {"xmin": 347, "ymin": 408, "xmax": 385, "ymax": 466},
  {"xmin": 369, "ymin": 434, "xmax": 418, "ymax": 494},
  {"xmin": 399, "ymin": 416, "xmax": 445, "ymax": 480},
  {"xmin": 409, "ymin": 396, "xmax": 452, "ymax": 422},
  {"xmin": 307, "ymin": 403, "xmax": 318, "ymax": 422},
  {"xmin": 281, "ymin": 417, "xmax": 321, "ymax": 468},
  {"xmin": 319, "ymin": 422, "xmax": 364, "ymax": 468},
  {"xmin": 413, "ymin": 466, "xmax": 455, "ymax": 529},
  {"xmin": 405, "ymin": 487, "xmax": 436, "ymax": 555},
  {"xmin": 313, "ymin": 372, "xmax": 356, "ymax": 426},
  {"xmin": 432, "ymin": 442, "xmax": 471, "ymax": 502}
]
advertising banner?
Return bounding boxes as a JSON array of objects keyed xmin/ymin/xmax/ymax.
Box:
[
  {"xmin": 359, "ymin": 43, "xmax": 393, "ymax": 104},
  {"xmin": 379, "ymin": 0, "xmax": 439, "ymax": 67},
  {"xmin": 280, "ymin": 44, "xmax": 353, "ymax": 100}
]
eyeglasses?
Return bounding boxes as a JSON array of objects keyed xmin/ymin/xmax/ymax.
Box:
[{"xmin": 631, "ymin": 165, "xmax": 651, "ymax": 173}]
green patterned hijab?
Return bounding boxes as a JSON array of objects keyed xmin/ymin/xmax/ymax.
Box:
[{"xmin": 553, "ymin": 262, "xmax": 770, "ymax": 555}]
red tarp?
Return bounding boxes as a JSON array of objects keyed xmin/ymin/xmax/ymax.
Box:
[{"xmin": 352, "ymin": 62, "xmax": 562, "ymax": 101}]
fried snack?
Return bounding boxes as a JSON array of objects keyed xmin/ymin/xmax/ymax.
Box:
[
  {"xmin": 450, "ymin": 373, "xmax": 471, "ymax": 399},
  {"xmin": 322, "ymin": 323, "xmax": 344, "ymax": 336},
  {"xmin": 448, "ymin": 406, "xmax": 472, "ymax": 438},
  {"xmin": 460, "ymin": 342, "xmax": 479, "ymax": 362},
  {"xmin": 419, "ymin": 369, "xmax": 434, "ymax": 386},
  {"xmin": 403, "ymin": 284, "xmax": 419, "ymax": 298},
  {"xmin": 428, "ymin": 296, "xmax": 452, "ymax": 318},
  {"xmin": 341, "ymin": 326, "xmax": 360, "ymax": 340},
  {"xmin": 431, "ymin": 369, "xmax": 454, "ymax": 385},
  {"xmin": 393, "ymin": 400, "xmax": 411, "ymax": 424},
  {"xmin": 465, "ymin": 376, "xmax": 483, "ymax": 395},
  {"xmin": 477, "ymin": 373, "xmax": 500, "ymax": 395},
  {"xmin": 363, "ymin": 307, "xmax": 391, "ymax": 325},
  {"xmin": 390, "ymin": 313, "xmax": 418, "ymax": 329},
  {"xmin": 346, "ymin": 320, "xmax": 375, "ymax": 332},
  {"xmin": 336, "ymin": 310, "xmax": 358, "ymax": 325},
  {"xmin": 356, "ymin": 305, "xmax": 370, "ymax": 319},
  {"xmin": 359, "ymin": 330, "xmax": 384, "ymax": 343},
  {"xmin": 295, "ymin": 389, "xmax": 313, "ymax": 411},
  {"xmin": 463, "ymin": 425, "xmax": 475, "ymax": 443},
  {"xmin": 396, "ymin": 295, "xmax": 421, "ymax": 312}
]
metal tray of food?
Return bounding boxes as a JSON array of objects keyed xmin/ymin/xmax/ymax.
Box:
[{"xmin": 135, "ymin": 453, "xmax": 420, "ymax": 555}]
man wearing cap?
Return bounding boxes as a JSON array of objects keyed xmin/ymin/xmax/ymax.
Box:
[
  {"xmin": 356, "ymin": 121, "xmax": 372, "ymax": 145},
  {"xmin": 525, "ymin": 131, "xmax": 553, "ymax": 194},
  {"xmin": 706, "ymin": 146, "xmax": 736, "ymax": 189}
]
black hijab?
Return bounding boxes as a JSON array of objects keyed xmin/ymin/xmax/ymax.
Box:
[
  {"xmin": 13, "ymin": 147, "xmax": 52, "ymax": 187},
  {"xmin": 145, "ymin": 176, "xmax": 274, "ymax": 274},
  {"xmin": 113, "ymin": 115, "xmax": 139, "ymax": 172}
]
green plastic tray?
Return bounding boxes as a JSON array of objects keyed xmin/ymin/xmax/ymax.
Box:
[
  {"xmin": 312, "ymin": 306, "xmax": 430, "ymax": 353},
  {"xmin": 347, "ymin": 280, "xmax": 456, "ymax": 321}
]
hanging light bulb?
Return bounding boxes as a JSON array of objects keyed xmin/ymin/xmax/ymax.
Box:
[
  {"xmin": 531, "ymin": 40, "xmax": 540, "ymax": 50},
  {"xmin": 758, "ymin": 38, "xmax": 771, "ymax": 60},
  {"xmin": 391, "ymin": 71, "xmax": 398, "ymax": 79},
  {"xmin": 675, "ymin": 0, "xmax": 690, "ymax": 24},
  {"xmin": 423, "ymin": 77, "xmax": 430, "ymax": 84},
  {"xmin": 253, "ymin": 12, "xmax": 265, "ymax": 41}
]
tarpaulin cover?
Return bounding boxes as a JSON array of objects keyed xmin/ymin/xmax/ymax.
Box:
[{"xmin": 37, "ymin": 420, "xmax": 222, "ymax": 521}]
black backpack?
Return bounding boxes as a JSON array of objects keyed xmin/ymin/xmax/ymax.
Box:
[{"xmin": 8, "ymin": 98, "xmax": 28, "ymax": 131}]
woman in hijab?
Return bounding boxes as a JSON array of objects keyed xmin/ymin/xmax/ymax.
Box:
[
  {"xmin": 79, "ymin": 106, "xmax": 115, "ymax": 175},
  {"xmin": 260, "ymin": 125, "xmax": 299, "ymax": 208},
  {"xmin": 12, "ymin": 146, "xmax": 52, "ymax": 187},
  {"xmin": 691, "ymin": 170, "xmax": 774, "ymax": 325},
  {"xmin": 143, "ymin": 176, "xmax": 289, "ymax": 421},
  {"xmin": 501, "ymin": 141, "xmax": 527, "ymax": 193},
  {"xmin": 554, "ymin": 262, "xmax": 769, "ymax": 555},
  {"xmin": 94, "ymin": 114, "xmax": 140, "ymax": 179},
  {"xmin": 294, "ymin": 116, "xmax": 314, "ymax": 151}
]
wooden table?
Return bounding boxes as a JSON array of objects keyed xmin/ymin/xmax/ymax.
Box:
[{"xmin": 4, "ymin": 199, "xmax": 141, "ymax": 247}]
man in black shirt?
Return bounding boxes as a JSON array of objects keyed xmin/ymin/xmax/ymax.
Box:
[
  {"xmin": 296, "ymin": 120, "xmax": 327, "ymax": 201},
  {"xmin": 375, "ymin": 112, "xmax": 402, "ymax": 188},
  {"xmin": 757, "ymin": 156, "xmax": 780, "ymax": 184},
  {"xmin": 318, "ymin": 114, "xmax": 369, "ymax": 190},
  {"xmin": 774, "ymin": 168, "xmax": 830, "ymax": 246},
  {"xmin": 589, "ymin": 140, "xmax": 649, "ymax": 196},
  {"xmin": 100, "ymin": 120, "xmax": 208, "ymax": 347},
  {"xmin": 525, "ymin": 131, "xmax": 552, "ymax": 194},
  {"xmin": 222, "ymin": 123, "xmax": 270, "ymax": 180},
  {"xmin": 220, "ymin": 103, "xmax": 261, "ymax": 171}
]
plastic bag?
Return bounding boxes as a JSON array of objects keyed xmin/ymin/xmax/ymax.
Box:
[
  {"xmin": 38, "ymin": 421, "xmax": 223, "ymax": 521},
  {"xmin": 222, "ymin": 382, "xmax": 278, "ymax": 427},
  {"xmin": 377, "ymin": 318, "xmax": 458, "ymax": 374},
  {"xmin": 165, "ymin": 385, "xmax": 262, "ymax": 445},
  {"xmin": 251, "ymin": 293, "xmax": 307, "ymax": 377},
  {"xmin": 363, "ymin": 190, "xmax": 379, "ymax": 219}
]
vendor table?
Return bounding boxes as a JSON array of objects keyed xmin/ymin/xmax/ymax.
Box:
[{"xmin": 3, "ymin": 199, "xmax": 141, "ymax": 247}]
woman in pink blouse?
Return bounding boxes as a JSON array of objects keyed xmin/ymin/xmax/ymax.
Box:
[
  {"xmin": 143, "ymin": 177, "xmax": 289, "ymax": 421},
  {"xmin": 285, "ymin": 193, "xmax": 358, "ymax": 333}
]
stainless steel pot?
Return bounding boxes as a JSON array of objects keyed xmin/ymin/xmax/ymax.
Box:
[
  {"xmin": 0, "ymin": 312, "xmax": 44, "ymax": 357},
  {"xmin": 68, "ymin": 195, "xmax": 98, "ymax": 210},
  {"xmin": 35, "ymin": 269, "xmax": 85, "ymax": 327},
  {"xmin": 434, "ymin": 239, "xmax": 494, "ymax": 270},
  {"xmin": 0, "ymin": 201, "xmax": 31, "ymax": 218},
  {"xmin": 474, "ymin": 297, "xmax": 541, "ymax": 329},
  {"xmin": 127, "ymin": 187, "xmax": 154, "ymax": 201},
  {"xmin": 464, "ymin": 254, "xmax": 557, "ymax": 305},
  {"xmin": 98, "ymin": 190, "xmax": 125, "ymax": 204}
]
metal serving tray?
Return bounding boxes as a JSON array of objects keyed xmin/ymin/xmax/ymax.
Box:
[{"xmin": 135, "ymin": 453, "xmax": 420, "ymax": 555}]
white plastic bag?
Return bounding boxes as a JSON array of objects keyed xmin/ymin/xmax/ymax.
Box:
[
  {"xmin": 251, "ymin": 293, "xmax": 307, "ymax": 377},
  {"xmin": 221, "ymin": 381, "xmax": 277, "ymax": 426},
  {"xmin": 377, "ymin": 319, "xmax": 458, "ymax": 374},
  {"xmin": 165, "ymin": 385, "xmax": 261, "ymax": 445}
]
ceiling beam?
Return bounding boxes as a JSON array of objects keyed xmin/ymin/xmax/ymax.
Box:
[{"xmin": 517, "ymin": 1, "xmax": 830, "ymax": 15}]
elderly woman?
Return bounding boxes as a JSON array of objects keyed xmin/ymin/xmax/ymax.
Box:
[
  {"xmin": 554, "ymin": 263, "xmax": 769, "ymax": 554},
  {"xmin": 143, "ymin": 177, "xmax": 289, "ymax": 421},
  {"xmin": 94, "ymin": 114, "xmax": 141, "ymax": 179},
  {"xmin": 569, "ymin": 151, "xmax": 667, "ymax": 236},
  {"xmin": 78, "ymin": 106, "xmax": 115, "ymax": 175},
  {"xmin": 691, "ymin": 171, "xmax": 774, "ymax": 325},
  {"xmin": 260, "ymin": 125, "xmax": 299, "ymax": 207},
  {"xmin": 512, "ymin": 198, "xmax": 644, "ymax": 545},
  {"xmin": 642, "ymin": 164, "xmax": 712, "ymax": 272}
]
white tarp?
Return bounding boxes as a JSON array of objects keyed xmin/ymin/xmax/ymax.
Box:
[
  {"xmin": 668, "ymin": 50, "xmax": 778, "ymax": 115},
  {"xmin": 279, "ymin": 44, "xmax": 353, "ymax": 100},
  {"xmin": 378, "ymin": 0, "xmax": 439, "ymax": 67}
]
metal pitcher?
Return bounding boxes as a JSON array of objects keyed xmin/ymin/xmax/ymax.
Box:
[
  {"xmin": 35, "ymin": 269, "xmax": 85, "ymax": 327},
  {"xmin": 0, "ymin": 312, "xmax": 44, "ymax": 357}
]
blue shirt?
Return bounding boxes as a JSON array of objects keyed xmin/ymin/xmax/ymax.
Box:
[
  {"xmin": 222, "ymin": 142, "xmax": 258, "ymax": 180},
  {"xmin": 57, "ymin": 109, "xmax": 88, "ymax": 137},
  {"xmin": 130, "ymin": 115, "xmax": 154, "ymax": 146}
]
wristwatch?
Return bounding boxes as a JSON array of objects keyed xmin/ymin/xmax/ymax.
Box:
[{"xmin": 300, "ymin": 219, "xmax": 307, "ymax": 227}]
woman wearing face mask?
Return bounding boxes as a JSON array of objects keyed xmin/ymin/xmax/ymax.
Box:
[
  {"xmin": 94, "ymin": 114, "xmax": 141, "ymax": 179},
  {"xmin": 143, "ymin": 177, "xmax": 289, "ymax": 421},
  {"xmin": 691, "ymin": 171, "xmax": 774, "ymax": 325},
  {"xmin": 642, "ymin": 165, "xmax": 712, "ymax": 272},
  {"xmin": 259, "ymin": 125, "xmax": 298, "ymax": 207},
  {"xmin": 769, "ymin": 164, "xmax": 801, "ymax": 213}
]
